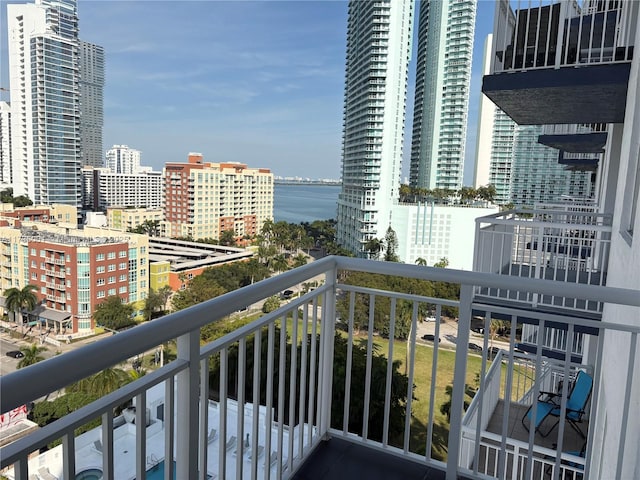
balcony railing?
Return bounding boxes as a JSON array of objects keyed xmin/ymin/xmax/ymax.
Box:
[
  {"xmin": 491, "ymin": 0, "xmax": 637, "ymax": 73},
  {"xmin": 474, "ymin": 209, "xmax": 612, "ymax": 315},
  {"xmin": 539, "ymin": 123, "xmax": 608, "ymax": 136},
  {"xmin": 1, "ymin": 257, "xmax": 638, "ymax": 480}
]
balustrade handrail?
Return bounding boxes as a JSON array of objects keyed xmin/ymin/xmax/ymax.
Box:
[
  {"xmin": 476, "ymin": 209, "xmax": 613, "ymax": 228},
  {"xmin": 3, "ymin": 256, "xmax": 639, "ymax": 415}
]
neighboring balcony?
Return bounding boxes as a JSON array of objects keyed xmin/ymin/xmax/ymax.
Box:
[
  {"xmin": 1, "ymin": 257, "xmax": 638, "ymax": 480},
  {"xmin": 483, "ymin": 0, "xmax": 637, "ymax": 125},
  {"xmin": 538, "ymin": 124, "xmax": 608, "ymax": 154},
  {"xmin": 474, "ymin": 208, "xmax": 612, "ymax": 318}
]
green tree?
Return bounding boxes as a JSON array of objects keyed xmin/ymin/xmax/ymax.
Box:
[
  {"xmin": 439, "ymin": 383, "xmax": 476, "ymax": 421},
  {"xmin": 171, "ymin": 276, "xmax": 225, "ymax": 311},
  {"xmin": 17, "ymin": 344, "xmax": 47, "ymax": 369},
  {"xmin": 291, "ymin": 253, "xmax": 308, "ymax": 268},
  {"xmin": 68, "ymin": 367, "xmax": 131, "ymax": 398},
  {"xmin": 4, "ymin": 284, "xmax": 38, "ymax": 327},
  {"xmin": 143, "ymin": 289, "xmax": 165, "ymax": 321},
  {"xmin": 262, "ymin": 296, "xmax": 281, "ymax": 314},
  {"xmin": 383, "ymin": 227, "xmax": 400, "ymax": 262},
  {"xmin": 13, "ymin": 195, "xmax": 33, "ymax": 207},
  {"xmin": 414, "ymin": 257, "xmax": 427, "ymax": 266},
  {"xmin": 270, "ymin": 254, "xmax": 289, "ymax": 274},
  {"xmin": 219, "ymin": 229, "xmax": 237, "ymax": 246},
  {"xmin": 209, "ymin": 331, "xmax": 410, "ymax": 444},
  {"xmin": 0, "ymin": 188, "xmax": 13, "ymax": 203},
  {"xmin": 365, "ymin": 238, "xmax": 384, "ymax": 260},
  {"xmin": 158, "ymin": 285, "xmax": 173, "ymax": 311},
  {"xmin": 93, "ymin": 296, "xmax": 135, "ymax": 331}
]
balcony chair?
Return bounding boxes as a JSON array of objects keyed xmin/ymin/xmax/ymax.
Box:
[{"xmin": 522, "ymin": 370, "xmax": 593, "ymax": 438}]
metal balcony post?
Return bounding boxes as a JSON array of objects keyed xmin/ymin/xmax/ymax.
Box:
[
  {"xmin": 446, "ymin": 284, "xmax": 473, "ymax": 480},
  {"xmin": 176, "ymin": 330, "xmax": 200, "ymax": 479},
  {"xmin": 318, "ymin": 263, "xmax": 337, "ymax": 438}
]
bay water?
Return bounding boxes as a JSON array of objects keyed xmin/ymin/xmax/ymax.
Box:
[{"xmin": 273, "ymin": 184, "xmax": 340, "ymax": 224}]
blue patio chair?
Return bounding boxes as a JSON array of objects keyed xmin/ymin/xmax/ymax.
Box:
[{"xmin": 522, "ymin": 370, "xmax": 593, "ymax": 438}]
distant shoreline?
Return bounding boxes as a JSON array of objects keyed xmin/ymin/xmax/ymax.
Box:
[{"xmin": 274, "ymin": 180, "xmax": 341, "ymax": 186}]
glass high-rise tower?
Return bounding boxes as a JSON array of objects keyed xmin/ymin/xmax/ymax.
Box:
[
  {"xmin": 336, "ymin": 0, "xmax": 414, "ymax": 257},
  {"xmin": 409, "ymin": 0, "xmax": 476, "ymax": 191},
  {"xmin": 7, "ymin": 0, "xmax": 103, "ymax": 207}
]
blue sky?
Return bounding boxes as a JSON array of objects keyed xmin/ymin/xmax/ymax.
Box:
[{"xmin": 1, "ymin": 0, "xmax": 495, "ymax": 183}]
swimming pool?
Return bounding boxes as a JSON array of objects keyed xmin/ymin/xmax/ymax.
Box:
[
  {"xmin": 144, "ymin": 461, "xmax": 213, "ymax": 480},
  {"xmin": 75, "ymin": 468, "xmax": 102, "ymax": 480}
]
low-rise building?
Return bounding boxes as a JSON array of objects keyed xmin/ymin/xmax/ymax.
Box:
[
  {"xmin": 0, "ymin": 223, "xmax": 148, "ymax": 337},
  {"xmin": 107, "ymin": 207, "xmax": 164, "ymax": 234}
]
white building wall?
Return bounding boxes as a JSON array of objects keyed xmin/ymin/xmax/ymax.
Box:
[
  {"xmin": 0, "ymin": 101, "xmax": 11, "ymax": 188},
  {"xmin": 392, "ymin": 203, "xmax": 499, "ymax": 269},
  {"xmin": 474, "ymin": 35, "xmax": 494, "ymax": 190},
  {"xmin": 106, "ymin": 145, "xmax": 142, "ymax": 174},
  {"xmin": 594, "ymin": 14, "xmax": 640, "ymax": 476}
]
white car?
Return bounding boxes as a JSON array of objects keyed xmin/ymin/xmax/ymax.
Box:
[{"xmin": 425, "ymin": 316, "xmax": 436, "ymax": 322}]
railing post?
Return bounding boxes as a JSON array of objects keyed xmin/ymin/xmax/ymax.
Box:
[
  {"xmin": 446, "ymin": 284, "xmax": 473, "ymax": 480},
  {"xmin": 176, "ymin": 330, "xmax": 200, "ymax": 479},
  {"xmin": 318, "ymin": 263, "xmax": 337, "ymax": 438}
]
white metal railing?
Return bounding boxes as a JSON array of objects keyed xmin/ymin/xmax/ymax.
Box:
[
  {"xmin": 0, "ymin": 257, "xmax": 639, "ymax": 480},
  {"xmin": 474, "ymin": 209, "xmax": 612, "ymax": 313},
  {"xmin": 491, "ymin": 0, "xmax": 637, "ymax": 73},
  {"xmin": 539, "ymin": 123, "xmax": 608, "ymax": 136}
]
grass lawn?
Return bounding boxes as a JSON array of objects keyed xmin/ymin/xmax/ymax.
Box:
[{"xmin": 359, "ymin": 335, "xmax": 486, "ymax": 460}]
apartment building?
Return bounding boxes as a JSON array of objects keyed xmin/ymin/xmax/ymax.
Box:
[
  {"xmin": 79, "ymin": 41, "xmax": 105, "ymax": 168},
  {"xmin": 0, "ymin": 223, "xmax": 148, "ymax": 335},
  {"xmin": 163, "ymin": 153, "xmax": 273, "ymax": 241},
  {"xmin": 105, "ymin": 145, "xmax": 142, "ymax": 174},
  {"xmin": 0, "ymin": 102, "xmax": 11, "ymax": 190},
  {"xmin": 81, "ymin": 166, "xmax": 164, "ymax": 211},
  {"xmin": 106, "ymin": 207, "xmax": 164, "ymax": 233},
  {"xmin": 410, "ymin": 0, "xmax": 476, "ymax": 191}
]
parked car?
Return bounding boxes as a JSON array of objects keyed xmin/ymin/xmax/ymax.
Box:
[
  {"xmin": 421, "ymin": 334, "xmax": 441, "ymax": 343},
  {"xmin": 425, "ymin": 316, "xmax": 437, "ymax": 322},
  {"xmin": 280, "ymin": 290, "xmax": 294, "ymax": 300},
  {"xmin": 6, "ymin": 350, "xmax": 24, "ymax": 358},
  {"xmin": 468, "ymin": 343, "xmax": 483, "ymax": 353}
]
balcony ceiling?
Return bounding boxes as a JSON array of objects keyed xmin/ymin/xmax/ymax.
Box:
[
  {"xmin": 538, "ymin": 132, "xmax": 608, "ymax": 153},
  {"xmin": 483, "ymin": 63, "xmax": 631, "ymax": 125}
]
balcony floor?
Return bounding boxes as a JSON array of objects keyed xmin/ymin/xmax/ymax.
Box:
[
  {"xmin": 486, "ymin": 401, "xmax": 586, "ymax": 455},
  {"xmin": 292, "ymin": 437, "xmax": 455, "ymax": 480}
]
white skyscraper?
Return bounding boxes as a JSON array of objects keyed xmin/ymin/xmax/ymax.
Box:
[
  {"xmin": 0, "ymin": 102, "xmax": 11, "ymax": 189},
  {"xmin": 336, "ymin": 0, "xmax": 414, "ymax": 257},
  {"xmin": 80, "ymin": 40, "xmax": 105, "ymax": 168},
  {"xmin": 7, "ymin": 0, "xmax": 82, "ymax": 206},
  {"xmin": 474, "ymin": 35, "xmax": 516, "ymax": 205},
  {"xmin": 409, "ymin": 0, "xmax": 476, "ymax": 191},
  {"xmin": 106, "ymin": 145, "xmax": 142, "ymax": 174}
]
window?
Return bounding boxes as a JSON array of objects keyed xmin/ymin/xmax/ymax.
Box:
[
  {"xmin": 107, "ymin": 252, "xmax": 116, "ymax": 260},
  {"xmin": 140, "ymin": 246, "xmax": 146, "ymax": 254},
  {"xmin": 108, "ymin": 276, "xmax": 115, "ymax": 284},
  {"xmin": 108, "ymin": 264, "xmax": 116, "ymax": 272},
  {"xmin": 96, "ymin": 253, "xmax": 105, "ymax": 261},
  {"xmin": 119, "ymin": 274, "xmax": 126, "ymax": 282},
  {"xmin": 40, "ymin": 250, "xmax": 45, "ymax": 257},
  {"xmin": 96, "ymin": 278, "xmax": 105, "ymax": 286},
  {"xmin": 97, "ymin": 266, "xmax": 105, "ymax": 274},
  {"xmin": 119, "ymin": 250, "xmax": 127, "ymax": 258},
  {"xmin": 97, "ymin": 290, "xmax": 105, "ymax": 298},
  {"xmin": 108, "ymin": 288, "xmax": 116, "ymax": 296},
  {"xmin": 30, "ymin": 248, "xmax": 36, "ymax": 256},
  {"xmin": 119, "ymin": 262, "xmax": 127, "ymax": 270},
  {"xmin": 119, "ymin": 286, "xmax": 127, "ymax": 294}
]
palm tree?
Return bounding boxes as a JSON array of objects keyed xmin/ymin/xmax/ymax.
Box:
[
  {"xmin": 365, "ymin": 238, "xmax": 384, "ymax": 260},
  {"xmin": 4, "ymin": 284, "xmax": 38, "ymax": 333},
  {"xmin": 17, "ymin": 344, "xmax": 47, "ymax": 369},
  {"xmin": 414, "ymin": 257, "xmax": 427, "ymax": 266}
]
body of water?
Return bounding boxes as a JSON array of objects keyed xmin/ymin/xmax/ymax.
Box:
[{"xmin": 273, "ymin": 184, "xmax": 340, "ymax": 224}]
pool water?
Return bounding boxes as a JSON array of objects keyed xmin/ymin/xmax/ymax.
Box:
[
  {"xmin": 144, "ymin": 461, "xmax": 213, "ymax": 480},
  {"xmin": 75, "ymin": 469, "xmax": 103, "ymax": 480}
]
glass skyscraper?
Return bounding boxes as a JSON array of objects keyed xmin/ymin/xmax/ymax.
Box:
[
  {"xmin": 7, "ymin": 0, "xmax": 103, "ymax": 207},
  {"xmin": 409, "ymin": 0, "xmax": 476, "ymax": 191},
  {"xmin": 336, "ymin": 0, "xmax": 414, "ymax": 256}
]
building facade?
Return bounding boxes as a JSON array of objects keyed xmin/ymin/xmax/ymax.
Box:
[
  {"xmin": 163, "ymin": 154, "xmax": 273, "ymax": 241},
  {"xmin": 0, "ymin": 102, "xmax": 11, "ymax": 190},
  {"xmin": 409, "ymin": 0, "xmax": 476, "ymax": 191},
  {"xmin": 390, "ymin": 202, "xmax": 499, "ymax": 269},
  {"xmin": 107, "ymin": 207, "xmax": 164, "ymax": 233},
  {"xmin": 0, "ymin": 223, "xmax": 148, "ymax": 335},
  {"xmin": 79, "ymin": 41, "xmax": 105, "ymax": 168},
  {"xmin": 81, "ymin": 167, "xmax": 164, "ymax": 211},
  {"xmin": 336, "ymin": 0, "xmax": 414, "ymax": 257},
  {"xmin": 7, "ymin": 0, "xmax": 83, "ymax": 206},
  {"xmin": 105, "ymin": 145, "xmax": 141, "ymax": 175}
]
